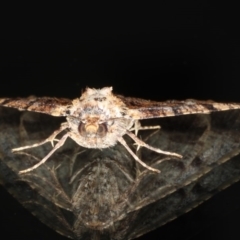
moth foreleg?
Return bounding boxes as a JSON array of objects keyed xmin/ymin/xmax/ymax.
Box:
[
  {"xmin": 126, "ymin": 130, "xmax": 182, "ymax": 159},
  {"xmin": 129, "ymin": 120, "xmax": 160, "ymax": 136},
  {"xmin": 118, "ymin": 137, "xmax": 160, "ymax": 173},
  {"xmin": 19, "ymin": 133, "xmax": 69, "ymax": 174},
  {"xmin": 130, "ymin": 120, "xmax": 161, "ymax": 151},
  {"xmin": 12, "ymin": 122, "xmax": 69, "ymax": 152}
]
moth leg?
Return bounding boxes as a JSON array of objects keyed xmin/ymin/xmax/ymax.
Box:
[
  {"xmin": 126, "ymin": 130, "xmax": 182, "ymax": 159},
  {"xmin": 118, "ymin": 137, "xmax": 160, "ymax": 173},
  {"xmin": 19, "ymin": 133, "xmax": 69, "ymax": 174},
  {"xmin": 130, "ymin": 120, "xmax": 161, "ymax": 151},
  {"xmin": 12, "ymin": 122, "xmax": 69, "ymax": 152},
  {"xmin": 129, "ymin": 120, "xmax": 160, "ymax": 136}
]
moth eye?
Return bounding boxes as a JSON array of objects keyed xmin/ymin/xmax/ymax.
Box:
[
  {"xmin": 97, "ymin": 123, "xmax": 108, "ymax": 137},
  {"xmin": 78, "ymin": 122, "xmax": 87, "ymax": 136},
  {"xmin": 65, "ymin": 110, "xmax": 70, "ymax": 115}
]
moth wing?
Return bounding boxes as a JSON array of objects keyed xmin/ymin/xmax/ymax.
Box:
[
  {"xmin": 0, "ymin": 97, "xmax": 72, "ymax": 116},
  {"xmin": 117, "ymin": 95, "xmax": 240, "ymax": 119}
]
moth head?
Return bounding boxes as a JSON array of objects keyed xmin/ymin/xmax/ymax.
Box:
[
  {"xmin": 68, "ymin": 87, "xmax": 132, "ymax": 147},
  {"xmin": 78, "ymin": 117, "xmax": 108, "ymax": 138}
]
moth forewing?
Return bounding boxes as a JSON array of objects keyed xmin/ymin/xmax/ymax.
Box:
[{"xmin": 124, "ymin": 98, "xmax": 240, "ymax": 119}]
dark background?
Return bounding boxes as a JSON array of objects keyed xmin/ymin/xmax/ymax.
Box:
[{"xmin": 1, "ymin": 2, "xmax": 240, "ymax": 239}]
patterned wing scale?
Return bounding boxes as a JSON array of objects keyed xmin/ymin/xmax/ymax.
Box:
[
  {"xmin": 117, "ymin": 95, "xmax": 240, "ymax": 119},
  {"xmin": 0, "ymin": 97, "xmax": 72, "ymax": 116}
]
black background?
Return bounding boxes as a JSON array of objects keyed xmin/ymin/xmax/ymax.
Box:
[{"xmin": 1, "ymin": 2, "xmax": 240, "ymax": 239}]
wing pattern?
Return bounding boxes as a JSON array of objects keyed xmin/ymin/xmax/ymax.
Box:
[
  {"xmin": 118, "ymin": 95, "xmax": 240, "ymax": 119},
  {"xmin": 0, "ymin": 97, "xmax": 72, "ymax": 116}
]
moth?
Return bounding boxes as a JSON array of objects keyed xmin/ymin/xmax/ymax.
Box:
[
  {"xmin": 1, "ymin": 86, "xmax": 240, "ymax": 174},
  {"xmin": 1, "ymin": 89, "xmax": 240, "ymax": 239}
]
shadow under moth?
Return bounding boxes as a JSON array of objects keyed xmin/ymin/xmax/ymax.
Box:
[{"xmin": 1, "ymin": 87, "xmax": 240, "ymax": 239}]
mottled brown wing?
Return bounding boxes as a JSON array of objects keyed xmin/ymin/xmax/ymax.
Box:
[
  {"xmin": 117, "ymin": 95, "xmax": 240, "ymax": 119},
  {"xmin": 0, "ymin": 97, "xmax": 72, "ymax": 116}
]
